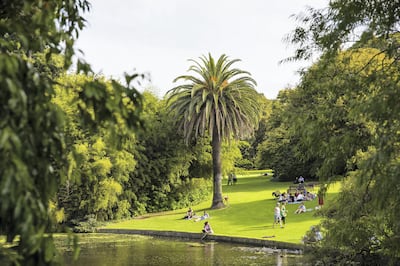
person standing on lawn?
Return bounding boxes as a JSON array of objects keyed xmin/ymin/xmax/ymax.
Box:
[
  {"xmin": 273, "ymin": 202, "xmax": 283, "ymax": 228},
  {"xmin": 280, "ymin": 202, "xmax": 288, "ymax": 227},
  {"xmin": 318, "ymin": 192, "xmax": 324, "ymax": 209}
]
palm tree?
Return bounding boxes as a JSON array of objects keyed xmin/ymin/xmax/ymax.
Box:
[{"xmin": 166, "ymin": 54, "xmax": 260, "ymax": 209}]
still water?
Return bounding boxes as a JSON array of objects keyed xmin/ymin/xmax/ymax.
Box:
[{"xmin": 61, "ymin": 234, "xmax": 303, "ymax": 266}]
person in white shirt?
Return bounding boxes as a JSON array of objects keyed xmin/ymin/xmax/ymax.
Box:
[
  {"xmin": 273, "ymin": 203, "xmax": 283, "ymax": 228},
  {"xmin": 296, "ymin": 193, "xmax": 304, "ymax": 201}
]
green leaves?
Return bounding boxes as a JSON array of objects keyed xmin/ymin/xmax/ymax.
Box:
[
  {"xmin": 285, "ymin": 1, "xmax": 400, "ymax": 263},
  {"xmin": 166, "ymin": 53, "xmax": 261, "ymax": 209},
  {"xmin": 0, "ymin": 1, "xmax": 143, "ymax": 264},
  {"xmin": 167, "ymin": 53, "xmax": 260, "ymax": 144}
]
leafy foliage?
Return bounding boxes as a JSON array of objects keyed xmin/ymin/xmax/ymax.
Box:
[
  {"xmin": 287, "ymin": 1, "xmax": 400, "ymax": 264},
  {"xmin": 288, "ymin": 46, "xmax": 400, "ymax": 264},
  {"xmin": 241, "ymin": 95, "xmax": 273, "ymax": 170},
  {"xmin": 167, "ymin": 54, "xmax": 261, "ymax": 209},
  {"xmin": 256, "ymin": 90, "xmax": 316, "ymax": 181},
  {"xmin": 0, "ymin": 1, "xmax": 142, "ymax": 264},
  {"xmin": 53, "ymin": 74, "xmax": 139, "ymax": 223},
  {"xmin": 286, "ymin": 0, "xmax": 400, "ymax": 61},
  {"xmin": 128, "ymin": 92, "xmax": 212, "ymax": 213}
]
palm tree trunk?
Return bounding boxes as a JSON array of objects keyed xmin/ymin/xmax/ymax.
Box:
[{"xmin": 211, "ymin": 128, "xmax": 225, "ymax": 209}]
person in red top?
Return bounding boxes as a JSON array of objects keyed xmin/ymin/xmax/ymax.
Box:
[{"xmin": 318, "ymin": 194, "xmax": 324, "ymax": 208}]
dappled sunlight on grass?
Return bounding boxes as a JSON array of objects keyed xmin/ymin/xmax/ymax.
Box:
[{"xmin": 104, "ymin": 172, "xmax": 339, "ymax": 244}]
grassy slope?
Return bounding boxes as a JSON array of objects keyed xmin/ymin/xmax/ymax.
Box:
[{"xmin": 105, "ymin": 170, "xmax": 340, "ymax": 244}]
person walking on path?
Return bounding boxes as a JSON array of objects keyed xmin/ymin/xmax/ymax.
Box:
[
  {"xmin": 273, "ymin": 203, "xmax": 283, "ymax": 228},
  {"xmin": 280, "ymin": 202, "xmax": 288, "ymax": 227}
]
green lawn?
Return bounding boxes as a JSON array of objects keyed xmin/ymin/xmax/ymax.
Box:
[{"xmin": 104, "ymin": 170, "xmax": 341, "ymax": 244}]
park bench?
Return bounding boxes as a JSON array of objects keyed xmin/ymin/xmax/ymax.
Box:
[
  {"xmin": 287, "ymin": 185, "xmax": 306, "ymax": 194},
  {"xmin": 304, "ymin": 182, "xmax": 319, "ymax": 191},
  {"xmin": 287, "ymin": 182, "xmax": 319, "ymax": 194}
]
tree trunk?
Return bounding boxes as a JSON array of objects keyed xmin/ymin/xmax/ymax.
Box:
[{"xmin": 211, "ymin": 128, "xmax": 225, "ymax": 209}]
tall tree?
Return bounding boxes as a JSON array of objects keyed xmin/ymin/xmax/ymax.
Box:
[
  {"xmin": 256, "ymin": 89, "xmax": 317, "ymax": 181},
  {"xmin": 166, "ymin": 54, "xmax": 260, "ymax": 209},
  {"xmin": 128, "ymin": 91, "xmax": 210, "ymax": 213},
  {"xmin": 0, "ymin": 1, "xmax": 142, "ymax": 265},
  {"xmin": 287, "ymin": 0, "xmax": 400, "ymax": 264},
  {"xmin": 53, "ymin": 73, "xmax": 140, "ymax": 223}
]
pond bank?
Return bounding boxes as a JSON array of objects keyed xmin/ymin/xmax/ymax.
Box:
[{"xmin": 97, "ymin": 228, "xmax": 303, "ymax": 253}]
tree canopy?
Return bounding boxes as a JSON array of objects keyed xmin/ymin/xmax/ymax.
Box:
[
  {"xmin": 167, "ymin": 54, "xmax": 261, "ymax": 209},
  {"xmin": 0, "ymin": 1, "xmax": 142, "ymax": 264},
  {"xmin": 285, "ymin": 0, "xmax": 400, "ymax": 264}
]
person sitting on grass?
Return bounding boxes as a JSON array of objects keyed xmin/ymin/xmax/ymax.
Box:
[
  {"xmin": 295, "ymin": 202, "xmax": 306, "ymax": 214},
  {"xmin": 296, "ymin": 192, "xmax": 304, "ymax": 202},
  {"xmin": 303, "ymin": 226, "xmax": 323, "ymax": 243},
  {"xmin": 305, "ymin": 192, "xmax": 316, "ymax": 201},
  {"xmin": 184, "ymin": 208, "xmax": 195, "ymax": 219},
  {"xmin": 289, "ymin": 193, "xmax": 295, "ymax": 203},
  {"xmin": 278, "ymin": 192, "xmax": 288, "ymax": 203},
  {"xmin": 194, "ymin": 211, "xmax": 210, "ymax": 222},
  {"xmin": 272, "ymin": 190, "xmax": 281, "ymax": 199},
  {"xmin": 201, "ymin": 221, "xmax": 213, "ymax": 240}
]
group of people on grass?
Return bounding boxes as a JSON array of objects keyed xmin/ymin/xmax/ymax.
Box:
[
  {"xmin": 273, "ymin": 199, "xmax": 310, "ymax": 228},
  {"xmin": 273, "ymin": 190, "xmax": 316, "ymax": 203},
  {"xmin": 187, "ymin": 173, "xmax": 323, "ymax": 241},
  {"xmin": 183, "ymin": 207, "xmax": 214, "ymax": 240},
  {"xmin": 183, "ymin": 208, "xmax": 210, "ymax": 222},
  {"xmin": 198, "ymin": 173, "xmax": 236, "ymax": 239},
  {"xmin": 272, "ymin": 176, "xmax": 321, "ymax": 228}
]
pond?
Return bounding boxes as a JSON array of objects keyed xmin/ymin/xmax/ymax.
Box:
[{"xmin": 60, "ymin": 234, "xmax": 304, "ymax": 266}]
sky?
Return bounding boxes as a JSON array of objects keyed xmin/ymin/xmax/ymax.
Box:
[{"xmin": 76, "ymin": 0, "xmax": 328, "ymax": 99}]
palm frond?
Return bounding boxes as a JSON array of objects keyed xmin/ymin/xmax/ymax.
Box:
[{"xmin": 166, "ymin": 53, "xmax": 261, "ymax": 144}]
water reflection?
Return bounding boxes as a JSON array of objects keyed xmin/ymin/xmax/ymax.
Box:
[{"xmin": 61, "ymin": 234, "xmax": 303, "ymax": 266}]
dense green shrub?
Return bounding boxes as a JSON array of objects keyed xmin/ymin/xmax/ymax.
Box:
[
  {"xmin": 70, "ymin": 215, "xmax": 103, "ymax": 233},
  {"xmin": 169, "ymin": 178, "xmax": 212, "ymax": 209}
]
